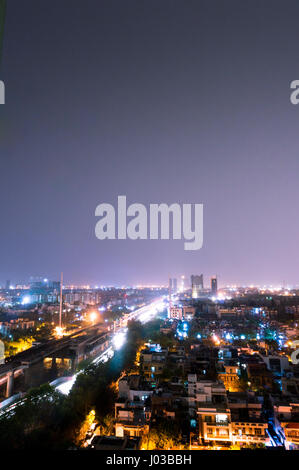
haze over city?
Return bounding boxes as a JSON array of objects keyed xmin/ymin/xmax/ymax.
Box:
[{"xmin": 1, "ymin": 0, "xmax": 299, "ymax": 287}]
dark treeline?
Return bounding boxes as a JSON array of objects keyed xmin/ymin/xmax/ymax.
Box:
[{"xmin": 0, "ymin": 319, "xmax": 160, "ymax": 449}]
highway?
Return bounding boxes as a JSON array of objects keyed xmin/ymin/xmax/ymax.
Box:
[{"xmin": 55, "ymin": 297, "xmax": 166, "ymax": 395}]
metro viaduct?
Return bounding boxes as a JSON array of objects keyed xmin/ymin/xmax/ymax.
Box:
[{"xmin": 0, "ymin": 323, "xmax": 110, "ymax": 398}]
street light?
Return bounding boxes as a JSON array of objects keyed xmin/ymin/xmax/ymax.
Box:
[
  {"xmin": 89, "ymin": 312, "xmax": 98, "ymax": 325},
  {"xmin": 55, "ymin": 326, "xmax": 65, "ymax": 338}
]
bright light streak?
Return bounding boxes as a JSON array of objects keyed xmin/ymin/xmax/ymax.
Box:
[
  {"xmin": 56, "ymin": 376, "xmax": 76, "ymax": 395},
  {"xmin": 55, "ymin": 346, "xmax": 115, "ymax": 396},
  {"xmin": 21, "ymin": 295, "xmax": 31, "ymax": 305},
  {"xmin": 212, "ymin": 334, "xmax": 220, "ymax": 345},
  {"xmin": 55, "ymin": 326, "xmax": 65, "ymax": 338},
  {"xmin": 93, "ymin": 346, "xmax": 114, "ymax": 365},
  {"xmin": 113, "ymin": 330, "xmax": 127, "ymax": 350},
  {"xmin": 89, "ymin": 311, "xmax": 98, "ymax": 324}
]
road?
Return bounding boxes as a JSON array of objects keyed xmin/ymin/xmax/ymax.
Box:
[
  {"xmin": 0, "ymin": 297, "xmax": 166, "ymax": 413},
  {"xmin": 55, "ymin": 297, "xmax": 166, "ymax": 395}
]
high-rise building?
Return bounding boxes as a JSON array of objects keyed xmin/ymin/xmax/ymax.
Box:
[
  {"xmin": 168, "ymin": 277, "xmax": 172, "ymax": 294},
  {"xmin": 168, "ymin": 278, "xmax": 177, "ymax": 294},
  {"xmin": 28, "ymin": 278, "xmax": 61, "ymax": 304},
  {"xmin": 191, "ymin": 274, "xmax": 203, "ymax": 299},
  {"xmin": 168, "ymin": 278, "xmax": 173, "ymax": 316},
  {"xmin": 5, "ymin": 280, "xmax": 10, "ymax": 290},
  {"xmin": 179, "ymin": 275, "xmax": 185, "ymax": 293},
  {"xmin": 211, "ymin": 276, "xmax": 218, "ymax": 296}
]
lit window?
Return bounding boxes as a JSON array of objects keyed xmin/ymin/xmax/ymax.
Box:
[{"xmin": 216, "ymin": 414, "xmax": 228, "ymax": 423}]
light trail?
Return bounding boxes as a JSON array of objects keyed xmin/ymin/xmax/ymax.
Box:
[
  {"xmin": 0, "ymin": 297, "xmax": 166, "ymax": 411},
  {"xmin": 55, "ymin": 297, "xmax": 166, "ymax": 395}
]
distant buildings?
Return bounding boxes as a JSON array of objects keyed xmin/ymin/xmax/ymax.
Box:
[
  {"xmin": 63, "ymin": 288, "xmax": 101, "ymax": 305},
  {"xmin": 0, "ymin": 318, "xmax": 35, "ymax": 336},
  {"xmin": 168, "ymin": 278, "xmax": 177, "ymax": 295},
  {"xmin": 26, "ymin": 279, "xmax": 61, "ymax": 304},
  {"xmin": 179, "ymin": 275, "xmax": 185, "ymax": 293},
  {"xmin": 211, "ymin": 277, "xmax": 218, "ymax": 296},
  {"xmin": 216, "ymin": 308, "xmax": 244, "ymax": 319},
  {"xmin": 191, "ymin": 274, "xmax": 203, "ymax": 299},
  {"xmin": 169, "ymin": 306, "xmax": 183, "ymax": 321},
  {"xmin": 169, "ymin": 305, "xmax": 196, "ymax": 321}
]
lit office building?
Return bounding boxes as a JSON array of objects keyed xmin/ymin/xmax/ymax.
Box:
[
  {"xmin": 191, "ymin": 274, "xmax": 204, "ymax": 299},
  {"xmin": 211, "ymin": 276, "xmax": 218, "ymax": 296}
]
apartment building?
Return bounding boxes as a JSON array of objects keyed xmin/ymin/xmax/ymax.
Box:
[
  {"xmin": 140, "ymin": 344, "xmax": 167, "ymax": 380},
  {"xmin": 189, "ymin": 375, "xmax": 270, "ymax": 447}
]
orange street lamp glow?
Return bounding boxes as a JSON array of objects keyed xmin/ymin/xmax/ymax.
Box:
[
  {"xmin": 55, "ymin": 326, "xmax": 65, "ymax": 338},
  {"xmin": 90, "ymin": 312, "xmax": 98, "ymax": 324},
  {"xmin": 212, "ymin": 334, "xmax": 220, "ymax": 345}
]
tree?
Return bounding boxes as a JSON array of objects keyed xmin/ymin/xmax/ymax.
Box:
[
  {"xmin": 146, "ymin": 419, "xmax": 182, "ymax": 450},
  {"xmin": 34, "ymin": 324, "xmax": 53, "ymax": 342},
  {"xmin": 97, "ymin": 413, "xmax": 115, "ymax": 436}
]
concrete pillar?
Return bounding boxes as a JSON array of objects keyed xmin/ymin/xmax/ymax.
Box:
[
  {"xmin": 5, "ymin": 371, "xmax": 14, "ymax": 398},
  {"xmin": 70, "ymin": 357, "xmax": 78, "ymax": 373}
]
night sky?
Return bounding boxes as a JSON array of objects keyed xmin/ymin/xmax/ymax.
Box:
[{"xmin": 1, "ymin": 0, "xmax": 299, "ymax": 287}]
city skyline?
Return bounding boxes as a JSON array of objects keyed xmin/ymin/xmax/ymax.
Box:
[
  {"xmin": 1, "ymin": 1, "xmax": 299, "ymax": 453},
  {"xmin": 2, "ymin": 274, "xmax": 299, "ymax": 291}
]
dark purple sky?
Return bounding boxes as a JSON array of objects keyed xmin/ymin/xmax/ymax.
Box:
[{"xmin": 1, "ymin": 0, "xmax": 299, "ymax": 287}]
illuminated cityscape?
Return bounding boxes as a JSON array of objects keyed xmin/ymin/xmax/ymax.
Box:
[
  {"xmin": 1, "ymin": 0, "xmax": 299, "ymax": 458},
  {"xmin": 0, "ymin": 275, "xmax": 299, "ymax": 451}
]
